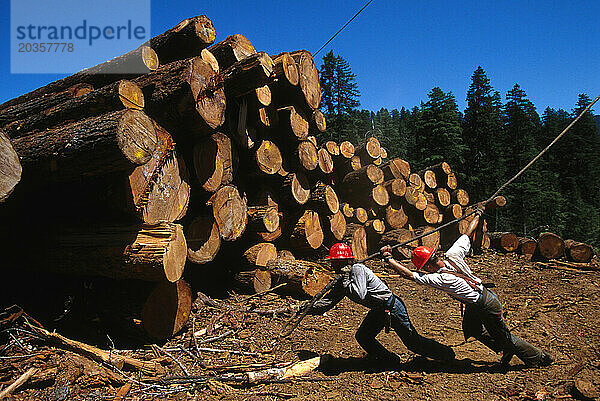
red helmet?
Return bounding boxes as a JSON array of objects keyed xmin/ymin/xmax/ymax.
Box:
[
  {"xmin": 411, "ymin": 246, "xmax": 435, "ymax": 270},
  {"xmin": 326, "ymin": 243, "xmax": 354, "ymax": 260}
]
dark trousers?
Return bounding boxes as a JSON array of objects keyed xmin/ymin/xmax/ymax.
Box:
[
  {"xmin": 355, "ymin": 295, "xmax": 455, "ymax": 361},
  {"xmin": 462, "ymin": 288, "xmax": 545, "ymax": 365}
]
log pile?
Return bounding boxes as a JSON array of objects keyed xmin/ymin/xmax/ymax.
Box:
[{"xmin": 6, "ymin": 13, "xmax": 592, "ymax": 340}]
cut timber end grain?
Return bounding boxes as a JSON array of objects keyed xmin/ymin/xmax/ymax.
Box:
[
  {"xmin": 446, "ymin": 172, "xmax": 458, "ymax": 189},
  {"xmin": 282, "ymin": 172, "xmax": 310, "ymax": 205},
  {"xmin": 255, "ymin": 85, "xmax": 272, "ymax": 107},
  {"xmin": 187, "ymin": 214, "xmax": 221, "ymax": 264},
  {"xmin": 256, "ymin": 140, "xmax": 283, "ymax": 174},
  {"xmin": 489, "ymin": 232, "xmax": 519, "ymax": 253},
  {"xmin": 534, "ymin": 232, "xmax": 565, "ymax": 261},
  {"xmin": 289, "ymin": 50, "xmax": 322, "ymax": 110},
  {"xmin": 341, "ymin": 203, "xmax": 354, "ymax": 218},
  {"xmin": 385, "ymin": 201, "xmax": 408, "ymax": 229},
  {"xmin": 193, "ymin": 136, "xmax": 223, "ymax": 192},
  {"xmin": 326, "ymin": 211, "xmax": 347, "ymax": 242},
  {"xmin": 290, "ymin": 210, "xmax": 323, "ymax": 252},
  {"xmin": 142, "ymin": 280, "xmax": 192, "ymax": 340},
  {"xmin": 247, "ymin": 205, "xmax": 280, "ymax": 233},
  {"xmin": 451, "ymin": 189, "xmax": 469, "ymax": 206},
  {"xmin": 235, "ymin": 269, "xmax": 272, "ymax": 294},
  {"xmin": 150, "ymin": 15, "xmax": 216, "ymax": 64},
  {"xmin": 413, "ymin": 226, "xmax": 440, "ymax": 250},
  {"xmin": 379, "ymin": 228, "xmax": 416, "ymax": 258},
  {"xmin": 383, "ymin": 178, "xmax": 407, "ymax": 198},
  {"xmin": 317, "ymin": 148, "xmax": 334, "ymax": 174},
  {"xmin": 217, "ymin": 52, "xmax": 274, "ymax": 98},
  {"xmin": 189, "ymin": 57, "xmax": 227, "ymax": 130},
  {"xmin": 381, "ymin": 157, "xmax": 410, "ymax": 180},
  {"xmin": 355, "ymin": 208, "xmax": 368, "ymax": 224},
  {"xmin": 268, "ymin": 258, "xmax": 330, "ymax": 298},
  {"xmin": 271, "ymin": 52, "xmax": 299, "ymax": 86},
  {"xmin": 372, "ymin": 184, "xmax": 390, "ymax": 206},
  {"xmin": 312, "ymin": 109, "xmax": 326, "ymax": 133},
  {"xmin": 325, "ymin": 141, "xmax": 339, "ymax": 156},
  {"xmin": 435, "ymin": 188, "xmax": 451, "ymax": 207},
  {"xmin": 517, "ymin": 237, "xmax": 537, "ymax": 256},
  {"xmin": 356, "ymin": 137, "xmax": 381, "ymax": 165},
  {"xmin": 339, "ymin": 141, "xmax": 355, "ymax": 159},
  {"xmin": 201, "ymin": 48, "xmax": 220, "ymax": 73},
  {"xmin": 208, "ymin": 34, "xmax": 256, "ymax": 70},
  {"xmin": 118, "ymin": 110, "xmax": 158, "ymax": 164},
  {"xmin": 278, "ymin": 106, "xmax": 308, "ymax": 140},
  {"xmin": 343, "ymin": 224, "xmax": 367, "ymax": 260},
  {"xmin": 242, "ymin": 243, "xmax": 278, "ymax": 268},
  {"xmin": 408, "ymin": 173, "xmax": 423, "ymax": 191},
  {"xmin": 310, "ymin": 182, "xmax": 339, "ymax": 215},
  {"xmin": 297, "ymin": 140, "xmax": 318, "ymax": 171},
  {"xmin": 379, "ymin": 147, "xmax": 388, "ymax": 159},
  {"xmin": 143, "ymin": 157, "xmax": 188, "ymax": 225},
  {"xmin": 343, "ymin": 165, "xmax": 384, "ymax": 188},
  {"xmin": 564, "ymin": 239, "xmax": 594, "ymax": 263},
  {"xmin": 419, "ymin": 169, "xmax": 437, "ymax": 189},
  {"xmin": 422, "ymin": 204, "xmax": 440, "ymax": 225},
  {"xmin": 209, "ymin": 185, "xmax": 248, "ymax": 241},
  {"xmin": 0, "ymin": 131, "xmax": 21, "ymax": 202}
]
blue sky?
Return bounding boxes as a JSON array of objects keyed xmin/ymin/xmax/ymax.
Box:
[{"xmin": 1, "ymin": 0, "xmax": 599, "ymax": 114}]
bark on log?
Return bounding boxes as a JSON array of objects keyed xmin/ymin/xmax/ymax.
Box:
[
  {"xmin": 142, "ymin": 279, "xmax": 192, "ymax": 339},
  {"xmin": 489, "ymin": 232, "xmax": 519, "ymax": 253},
  {"xmin": 268, "ymin": 258, "xmax": 330, "ymax": 298},
  {"xmin": 0, "ymin": 132, "xmax": 21, "ymax": 202},
  {"xmin": 187, "ymin": 214, "xmax": 221, "ymax": 264},
  {"xmin": 271, "ymin": 52, "xmax": 299, "ymax": 86},
  {"xmin": 242, "ymin": 243, "xmax": 278, "ymax": 269},
  {"xmin": 365, "ymin": 219, "xmax": 386, "ymax": 254},
  {"xmin": 564, "ymin": 239, "xmax": 594, "ymax": 263},
  {"xmin": 12, "ymin": 109, "xmax": 157, "ymax": 185},
  {"xmin": 2, "ymin": 80, "xmax": 145, "ymax": 139},
  {"xmin": 208, "ymin": 185, "xmax": 248, "ymax": 241},
  {"xmin": 193, "ymin": 132, "xmax": 233, "ymax": 192},
  {"xmin": 208, "ymin": 34, "xmax": 256, "ymax": 70},
  {"xmin": 149, "ymin": 15, "xmax": 216, "ymax": 64},
  {"xmin": 342, "ymin": 165, "xmax": 384, "ymax": 189},
  {"xmin": 343, "ymin": 223, "xmax": 367, "ymax": 260},
  {"xmin": 289, "ymin": 210, "xmax": 323, "ymax": 253},
  {"xmin": 281, "ymin": 172, "xmax": 310, "ymax": 205},
  {"xmin": 533, "ymin": 232, "xmax": 565, "ymax": 261},
  {"xmin": 0, "ymin": 46, "xmax": 158, "ymax": 113},
  {"xmin": 381, "ymin": 158, "xmax": 411, "ymax": 180},
  {"xmin": 309, "ymin": 182, "xmax": 339, "ymax": 215},
  {"xmin": 289, "ymin": 50, "xmax": 321, "ymax": 110},
  {"xmin": 134, "ymin": 57, "xmax": 225, "ymax": 136}
]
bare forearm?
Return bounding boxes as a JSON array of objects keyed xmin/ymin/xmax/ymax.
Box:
[
  {"xmin": 465, "ymin": 214, "xmax": 480, "ymax": 238},
  {"xmin": 386, "ymin": 258, "xmax": 415, "ymax": 280}
]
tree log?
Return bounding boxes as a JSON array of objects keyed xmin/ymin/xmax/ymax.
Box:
[
  {"xmin": 271, "ymin": 52, "xmax": 299, "ymax": 86},
  {"xmin": 413, "ymin": 226, "xmax": 440, "ymax": 250},
  {"xmin": 208, "ymin": 185, "xmax": 248, "ymax": 241},
  {"xmin": 317, "ymin": 148, "xmax": 334, "ymax": 174},
  {"xmin": 289, "ymin": 50, "xmax": 321, "ymax": 110},
  {"xmin": 187, "ymin": 214, "xmax": 221, "ymax": 264},
  {"xmin": 12, "ymin": 109, "xmax": 157, "ymax": 186},
  {"xmin": 418, "ymin": 169, "xmax": 437, "ymax": 189},
  {"xmin": 296, "ymin": 140, "xmax": 318, "ymax": 171},
  {"xmin": 247, "ymin": 205, "xmax": 280, "ymax": 234},
  {"xmin": 435, "ymin": 187, "xmax": 451, "ymax": 207},
  {"xmin": 281, "ymin": 172, "xmax": 310, "ymax": 205},
  {"xmin": 533, "ymin": 232, "xmax": 565, "ymax": 261},
  {"xmin": 489, "ymin": 232, "xmax": 519, "ymax": 253},
  {"xmin": 446, "ymin": 172, "xmax": 458, "ymax": 190},
  {"xmin": 564, "ymin": 239, "xmax": 594, "ymax": 263},
  {"xmin": 277, "ymin": 106, "xmax": 309, "ymax": 141},
  {"xmin": 214, "ymin": 52, "xmax": 274, "ymax": 98},
  {"xmin": 2, "ymin": 80, "xmax": 145, "ymax": 139},
  {"xmin": 381, "ymin": 157, "xmax": 410, "ymax": 180},
  {"xmin": 451, "ymin": 189, "xmax": 469, "ymax": 206},
  {"xmin": 354, "ymin": 207, "xmax": 368, "ymax": 224},
  {"xmin": 0, "ymin": 132, "xmax": 21, "ymax": 202},
  {"xmin": 379, "ymin": 228, "xmax": 416, "ymax": 258},
  {"xmin": 324, "ymin": 211, "xmax": 347, "ymax": 242},
  {"xmin": 0, "ymin": 46, "xmax": 157, "ymax": 113},
  {"xmin": 385, "ymin": 200, "xmax": 408, "ymax": 229},
  {"xmin": 134, "ymin": 57, "xmax": 225, "ymax": 136},
  {"xmin": 383, "ymin": 178, "xmax": 407, "ymax": 198},
  {"xmin": 342, "ymin": 164, "xmax": 384, "ymax": 189},
  {"xmin": 517, "ymin": 237, "xmax": 537, "ymax": 257},
  {"xmin": 289, "ymin": 210, "xmax": 323, "ymax": 253},
  {"xmin": 309, "ymin": 182, "xmax": 339, "ymax": 215},
  {"xmin": 343, "ymin": 223, "xmax": 367, "ymax": 260},
  {"xmin": 242, "ymin": 243, "xmax": 278, "ymax": 269},
  {"xmin": 355, "ymin": 137, "xmax": 381, "ymax": 166},
  {"xmin": 255, "ymin": 140, "xmax": 283, "ymax": 175},
  {"xmin": 149, "ymin": 15, "xmax": 216, "ymax": 64},
  {"xmin": 208, "ymin": 34, "xmax": 256, "ymax": 70},
  {"xmin": 193, "ymin": 132, "xmax": 233, "ymax": 192},
  {"xmin": 311, "ymin": 109, "xmax": 327, "ymax": 134},
  {"xmin": 268, "ymin": 258, "xmax": 330, "ymax": 298},
  {"xmin": 338, "ymin": 141, "xmax": 355, "ymax": 159},
  {"xmin": 235, "ymin": 269, "xmax": 272, "ymax": 294},
  {"xmin": 142, "ymin": 279, "xmax": 192, "ymax": 339},
  {"xmin": 341, "ymin": 202, "xmax": 354, "ymax": 219}
]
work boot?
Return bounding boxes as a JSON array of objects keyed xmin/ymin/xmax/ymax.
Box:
[
  {"xmin": 500, "ymin": 351, "xmax": 514, "ymax": 366},
  {"xmin": 525, "ymin": 351, "xmax": 554, "ymax": 368}
]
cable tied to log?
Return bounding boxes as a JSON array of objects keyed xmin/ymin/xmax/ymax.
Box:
[{"xmin": 280, "ymin": 93, "xmax": 600, "ymax": 338}]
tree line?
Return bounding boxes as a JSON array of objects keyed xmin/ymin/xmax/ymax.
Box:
[{"xmin": 318, "ymin": 50, "xmax": 600, "ymax": 247}]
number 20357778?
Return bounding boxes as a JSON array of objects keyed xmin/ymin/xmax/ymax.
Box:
[{"xmin": 18, "ymin": 42, "xmax": 74, "ymax": 52}]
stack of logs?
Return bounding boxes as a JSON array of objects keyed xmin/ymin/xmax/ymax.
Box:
[
  {"xmin": 487, "ymin": 232, "xmax": 595, "ymax": 263},
  {"xmin": 0, "ymin": 14, "xmax": 510, "ymax": 339}
]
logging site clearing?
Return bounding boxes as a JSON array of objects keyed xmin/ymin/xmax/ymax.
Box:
[{"xmin": 1, "ymin": 252, "xmax": 599, "ymax": 400}]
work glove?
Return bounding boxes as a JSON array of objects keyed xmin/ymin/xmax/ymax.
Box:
[{"xmin": 380, "ymin": 245, "xmax": 393, "ymax": 260}]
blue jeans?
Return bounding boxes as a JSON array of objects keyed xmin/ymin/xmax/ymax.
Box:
[{"xmin": 355, "ymin": 294, "xmax": 455, "ymax": 361}]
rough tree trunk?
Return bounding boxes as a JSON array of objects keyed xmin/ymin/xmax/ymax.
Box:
[{"xmin": 0, "ymin": 132, "xmax": 21, "ymax": 202}]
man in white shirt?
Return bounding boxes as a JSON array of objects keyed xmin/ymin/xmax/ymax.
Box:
[{"xmin": 380, "ymin": 208, "xmax": 554, "ymax": 368}]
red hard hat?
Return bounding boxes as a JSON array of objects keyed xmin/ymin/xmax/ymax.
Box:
[
  {"xmin": 326, "ymin": 243, "xmax": 354, "ymax": 260},
  {"xmin": 411, "ymin": 246, "xmax": 435, "ymax": 270}
]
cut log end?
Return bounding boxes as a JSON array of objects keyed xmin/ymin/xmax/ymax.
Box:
[
  {"xmin": 142, "ymin": 280, "xmax": 192, "ymax": 339},
  {"xmin": 187, "ymin": 215, "xmax": 221, "ymax": 264},
  {"xmin": 117, "ymin": 110, "xmax": 157, "ymax": 165},
  {"xmin": 118, "ymin": 80, "xmax": 145, "ymax": 110},
  {"xmin": 0, "ymin": 132, "xmax": 22, "ymax": 202}
]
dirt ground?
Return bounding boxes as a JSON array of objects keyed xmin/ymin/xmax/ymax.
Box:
[{"xmin": 1, "ymin": 251, "xmax": 600, "ymax": 400}]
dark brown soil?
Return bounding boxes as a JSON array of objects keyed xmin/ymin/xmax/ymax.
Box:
[{"xmin": 1, "ymin": 251, "xmax": 599, "ymax": 400}]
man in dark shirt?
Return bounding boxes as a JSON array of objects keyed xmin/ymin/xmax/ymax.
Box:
[{"xmin": 309, "ymin": 242, "xmax": 455, "ymax": 363}]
